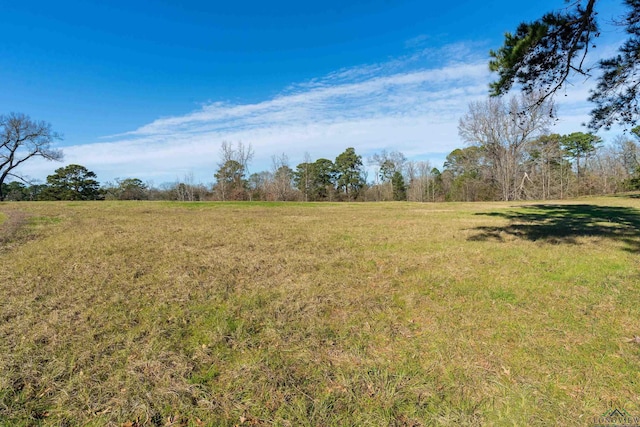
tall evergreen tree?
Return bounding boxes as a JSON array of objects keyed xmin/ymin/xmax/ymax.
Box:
[
  {"xmin": 391, "ymin": 171, "xmax": 407, "ymax": 201},
  {"xmin": 41, "ymin": 164, "xmax": 101, "ymax": 200},
  {"xmin": 490, "ymin": 0, "xmax": 640, "ymax": 129},
  {"xmin": 334, "ymin": 148, "xmax": 365, "ymax": 201},
  {"xmin": 561, "ymin": 132, "xmax": 603, "ymax": 180},
  {"xmin": 293, "ymin": 158, "xmax": 335, "ymax": 201},
  {"xmin": 215, "ymin": 159, "xmax": 247, "ymax": 201}
]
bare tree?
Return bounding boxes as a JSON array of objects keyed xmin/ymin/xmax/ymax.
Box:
[
  {"xmin": 589, "ymin": 145, "xmax": 628, "ymax": 194},
  {"xmin": 458, "ymin": 94, "xmax": 553, "ymax": 201},
  {"xmin": 368, "ymin": 150, "xmax": 407, "ymax": 201},
  {"xmin": 238, "ymin": 141, "xmax": 254, "ymax": 174},
  {"xmin": 176, "ymin": 172, "xmax": 196, "ymax": 201},
  {"xmin": 270, "ymin": 153, "xmax": 295, "ymax": 201},
  {"xmin": 614, "ymin": 134, "xmax": 640, "ymax": 176},
  {"xmin": 407, "ymin": 160, "xmax": 437, "ymax": 202},
  {"xmin": 214, "ymin": 141, "xmax": 254, "ymax": 201},
  {"xmin": 300, "ymin": 152, "xmax": 312, "ymax": 202},
  {"xmin": 525, "ymin": 134, "xmax": 566, "ymax": 200},
  {"xmin": 0, "ymin": 113, "xmax": 63, "ymax": 201}
]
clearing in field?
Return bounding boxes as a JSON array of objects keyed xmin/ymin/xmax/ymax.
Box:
[{"xmin": 1, "ymin": 198, "xmax": 640, "ymax": 426}]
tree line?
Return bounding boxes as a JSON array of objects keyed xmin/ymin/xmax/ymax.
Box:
[{"xmin": 3, "ymin": 124, "xmax": 640, "ymax": 203}]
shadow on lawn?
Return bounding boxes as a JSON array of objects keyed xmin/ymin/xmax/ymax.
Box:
[{"xmin": 469, "ymin": 204, "xmax": 640, "ymax": 253}]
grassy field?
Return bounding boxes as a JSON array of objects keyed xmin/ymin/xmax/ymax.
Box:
[{"xmin": 1, "ymin": 198, "xmax": 640, "ymax": 426}]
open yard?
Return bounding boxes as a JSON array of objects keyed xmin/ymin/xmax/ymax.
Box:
[{"xmin": 1, "ymin": 198, "xmax": 640, "ymax": 426}]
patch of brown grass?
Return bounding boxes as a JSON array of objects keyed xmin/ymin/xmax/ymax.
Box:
[{"xmin": 0, "ymin": 209, "xmax": 30, "ymax": 250}]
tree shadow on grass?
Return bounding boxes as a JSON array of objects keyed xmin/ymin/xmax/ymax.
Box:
[{"xmin": 468, "ymin": 204, "xmax": 640, "ymax": 253}]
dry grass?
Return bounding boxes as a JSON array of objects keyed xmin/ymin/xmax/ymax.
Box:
[
  {"xmin": 1, "ymin": 198, "xmax": 640, "ymax": 426},
  {"xmin": 0, "ymin": 209, "xmax": 32, "ymax": 251}
]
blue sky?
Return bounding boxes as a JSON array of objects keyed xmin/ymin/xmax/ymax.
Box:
[{"xmin": 1, "ymin": 0, "xmax": 629, "ymax": 185}]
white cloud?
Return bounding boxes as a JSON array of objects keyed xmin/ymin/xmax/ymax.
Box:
[{"xmin": 16, "ymin": 41, "xmax": 615, "ymax": 185}]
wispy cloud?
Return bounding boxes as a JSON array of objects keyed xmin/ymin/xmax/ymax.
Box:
[{"xmin": 19, "ymin": 41, "xmax": 609, "ymax": 185}]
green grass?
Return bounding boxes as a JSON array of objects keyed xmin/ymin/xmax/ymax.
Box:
[{"xmin": 1, "ymin": 198, "xmax": 640, "ymax": 426}]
